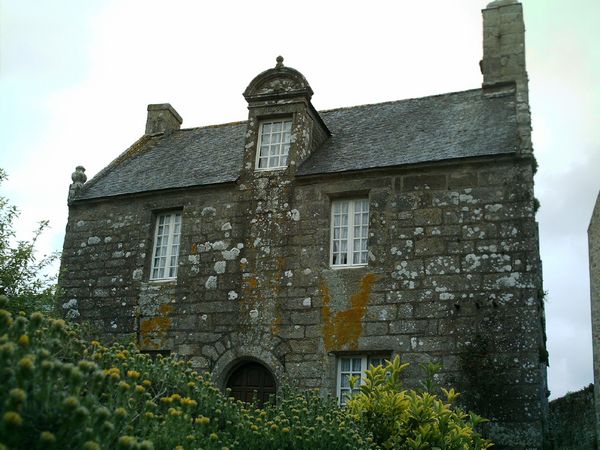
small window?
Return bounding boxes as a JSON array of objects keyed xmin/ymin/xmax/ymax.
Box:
[
  {"xmin": 150, "ymin": 212, "xmax": 182, "ymax": 280},
  {"xmin": 330, "ymin": 198, "xmax": 369, "ymax": 267},
  {"xmin": 337, "ymin": 355, "xmax": 388, "ymax": 405},
  {"xmin": 255, "ymin": 119, "xmax": 292, "ymax": 170}
]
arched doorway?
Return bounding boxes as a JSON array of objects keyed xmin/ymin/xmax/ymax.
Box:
[{"xmin": 226, "ymin": 361, "xmax": 276, "ymax": 406}]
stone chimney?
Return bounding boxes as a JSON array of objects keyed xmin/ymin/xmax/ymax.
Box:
[
  {"xmin": 481, "ymin": 0, "xmax": 531, "ymax": 153},
  {"xmin": 145, "ymin": 103, "xmax": 182, "ymax": 135}
]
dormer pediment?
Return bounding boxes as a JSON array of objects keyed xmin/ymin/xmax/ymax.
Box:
[{"xmin": 243, "ymin": 57, "xmax": 314, "ymax": 103}]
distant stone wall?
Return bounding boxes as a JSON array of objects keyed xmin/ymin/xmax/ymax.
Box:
[
  {"xmin": 547, "ymin": 384, "xmax": 596, "ymax": 449},
  {"xmin": 590, "ymin": 192, "xmax": 600, "ymax": 444}
]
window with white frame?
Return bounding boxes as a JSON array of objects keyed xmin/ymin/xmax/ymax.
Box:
[
  {"xmin": 150, "ymin": 212, "xmax": 182, "ymax": 280},
  {"xmin": 330, "ymin": 198, "xmax": 369, "ymax": 267},
  {"xmin": 337, "ymin": 355, "xmax": 387, "ymax": 405},
  {"xmin": 255, "ymin": 119, "xmax": 292, "ymax": 170}
]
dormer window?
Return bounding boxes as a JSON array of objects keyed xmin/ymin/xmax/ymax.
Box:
[{"xmin": 255, "ymin": 119, "xmax": 292, "ymax": 170}]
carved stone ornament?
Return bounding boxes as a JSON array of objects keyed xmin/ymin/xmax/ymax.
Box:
[{"xmin": 68, "ymin": 165, "xmax": 87, "ymax": 201}]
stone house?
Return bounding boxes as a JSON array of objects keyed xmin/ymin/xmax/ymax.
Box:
[{"xmin": 59, "ymin": 1, "xmax": 547, "ymax": 447}]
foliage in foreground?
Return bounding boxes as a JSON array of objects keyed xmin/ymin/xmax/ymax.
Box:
[
  {"xmin": 0, "ymin": 298, "xmax": 492, "ymax": 449},
  {"xmin": 347, "ymin": 357, "xmax": 492, "ymax": 449},
  {"xmin": 0, "ymin": 298, "xmax": 370, "ymax": 450},
  {"xmin": 0, "ymin": 169, "xmax": 59, "ymax": 316}
]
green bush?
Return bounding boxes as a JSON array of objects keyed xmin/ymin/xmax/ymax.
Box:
[
  {"xmin": 346, "ymin": 356, "xmax": 492, "ymax": 449},
  {"xmin": 0, "ymin": 169, "xmax": 59, "ymax": 316}
]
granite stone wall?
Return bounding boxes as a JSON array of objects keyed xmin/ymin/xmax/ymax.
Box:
[
  {"xmin": 590, "ymin": 192, "xmax": 600, "ymax": 445},
  {"xmin": 547, "ymin": 384, "xmax": 596, "ymax": 450},
  {"xmin": 60, "ymin": 156, "xmax": 547, "ymax": 448}
]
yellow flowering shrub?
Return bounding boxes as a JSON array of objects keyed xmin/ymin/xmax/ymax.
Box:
[{"xmin": 0, "ymin": 297, "xmax": 371, "ymax": 449}]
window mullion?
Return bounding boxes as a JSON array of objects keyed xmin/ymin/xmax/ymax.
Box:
[
  {"xmin": 165, "ymin": 214, "xmax": 175, "ymax": 274},
  {"xmin": 330, "ymin": 203, "xmax": 335, "ymax": 266},
  {"xmin": 348, "ymin": 200, "xmax": 355, "ymax": 263},
  {"xmin": 336, "ymin": 358, "xmax": 342, "ymax": 402},
  {"xmin": 361, "ymin": 355, "xmax": 368, "ymax": 380}
]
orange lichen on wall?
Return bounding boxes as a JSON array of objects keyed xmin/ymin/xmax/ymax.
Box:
[
  {"xmin": 140, "ymin": 303, "xmax": 173, "ymax": 349},
  {"xmin": 245, "ymin": 276, "xmax": 258, "ymax": 289},
  {"xmin": 271, "ymin": 313, "xmax": 282, "ymax": 335},
  {"xmin": 321, "ymin": 273, "xmax": 378, "ymax": 351}
]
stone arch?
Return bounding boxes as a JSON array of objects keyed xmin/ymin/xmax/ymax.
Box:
[{"xmin": 212, "ymin": 343, "xmax": 286, "ymax": 397}]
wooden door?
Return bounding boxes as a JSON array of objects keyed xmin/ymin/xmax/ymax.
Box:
[{"xmin": 226, "ymin": 362, "xmax": 276, "ymax": 406}]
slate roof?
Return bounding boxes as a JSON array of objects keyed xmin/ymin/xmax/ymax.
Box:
[{"xmin": 77, "ymin": 88, "xmax": 518, "ymax": 200}]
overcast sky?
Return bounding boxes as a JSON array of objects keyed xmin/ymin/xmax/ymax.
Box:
[{"xmin": 1, "ymin": 0, "xmax": 598, "ymax": 400}]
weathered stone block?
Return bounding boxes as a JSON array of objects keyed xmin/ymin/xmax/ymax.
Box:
[
  {"xmin": 402, "ymin": 174, "xmax": 447, "ymax": 191},
  {"xmin": 414, "ymin": 238, "xmax": 445, "ymax": 256}
]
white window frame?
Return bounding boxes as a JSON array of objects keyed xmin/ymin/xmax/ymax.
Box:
[
  {"xmin": 330, "ymin": 198, "xmax": 369, "ymax": 268},
  {"xmin": 336, "ymin": 355, "xmax": 387, "ymax": 406},
  {"xmin": 255, "ymin": 118, "xmax": 293, "ymax": 171},
  {"xmin": 150, "ymin": 212, "xmax": 182, "ymax": 281}
]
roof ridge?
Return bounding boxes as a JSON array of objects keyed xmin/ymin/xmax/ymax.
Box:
[
  {"xmin": 317, "ymin": 87, "xmax": 483, "ymax": 114},
  {"xmin": 178, "ymin": 119, "xmax": 248, "ymax": 132}
]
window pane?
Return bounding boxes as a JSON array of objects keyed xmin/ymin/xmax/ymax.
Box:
[
  {"xmin": 341, "ymin": 374, "xmax": 350, "ymax": 388},
  {"xmin": 341, "ymin": 358, "xmax": 351, "ymax": 371},
  {"xmin": 352, "ymin": 358, "xmax": 362, "ymax": 372},
  {"xmin": 369, "ymin": 357, "xmax": 384, "ymax": 368}
]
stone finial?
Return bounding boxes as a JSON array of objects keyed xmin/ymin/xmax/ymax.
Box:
[
  {"xmin": 71, "ymin": 165, "xmax": 87, "ymax": 184},
  {"xmin": 68, "ymin": 166, "xmax": 87, "ymax": 202},
  {"xmin": 275, "ymin": 56, "xmax": 284, "ymax": 69}
]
